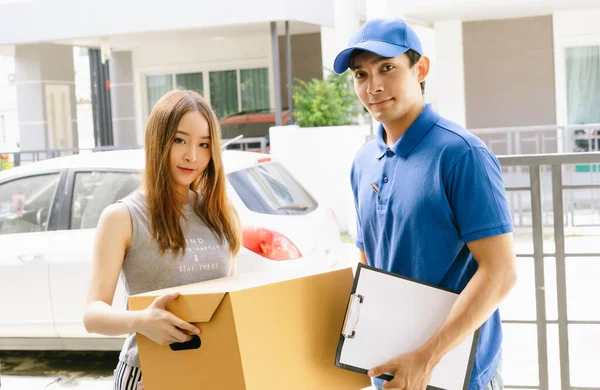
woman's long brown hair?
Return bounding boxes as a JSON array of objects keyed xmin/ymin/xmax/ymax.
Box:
[{"xmin": 143, "ymin": 89, "xmax": 241, "ymax": 257}]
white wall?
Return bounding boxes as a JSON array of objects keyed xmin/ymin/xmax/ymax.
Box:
[
  {"xmin": 553, "ymin": 9, "xmax": 600, "ymax": 130},
  {"xmin": 0, "ymin": 62, "xmax": 17, "ymax": 112},
  {"xmin": 320, "ymin": 27, "xmax": 337, "ymax": 77},
  {"xmin": 132, "ymin": 34, "xmax": 272, "ymax": 144},
  {"xmin": 0, "ymin": 0, "xmax": 334, "ymax": 45},
  {"xmin": 320, "ymin": 0, "xmax": 361, "ymax": 77},
  {"xmin": 433, "ymin": 20, "xmax": 466, "ymax": 127},
  {"xmin": 269, "ymin": 125, "xmax": 371, "ymax": 236},
  {"xmin": 0, "ymin": 109, "xmax": 19, "ymax": 151},
  {"xmin": 0, "ymin": 55, "xmax": 19, "ymax": 151}
]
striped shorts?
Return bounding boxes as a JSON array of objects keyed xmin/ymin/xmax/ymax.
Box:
[{"xmin": 114, "ymin": 360, "xmax": 143, "ymax": 390}]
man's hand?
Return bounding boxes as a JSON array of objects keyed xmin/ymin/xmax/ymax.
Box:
[{"xmin": 368, "ymin": 350, "xmax": 435, "ymax": 390}]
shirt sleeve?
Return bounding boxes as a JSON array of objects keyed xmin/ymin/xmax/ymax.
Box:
[{"xmin": 447, "ymin": 147, "xmax": 514, "ymax": 243}]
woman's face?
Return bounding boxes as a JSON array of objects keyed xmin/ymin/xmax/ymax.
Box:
[{"xmin": 168, "ymin": 110, "xmax": 212, "ymax": 197}]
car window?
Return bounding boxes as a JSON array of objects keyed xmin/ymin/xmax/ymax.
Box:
[
  {"xmin": 227, "ymin": 162, "xmax": 317, "ymax": 215},
  {"xmin": 70, "ymin": 171, "xmax": 140, "ymax": 230},
  {"xmin": 0, "ymin": 173, "xmax": 61, "ymax": 235}
]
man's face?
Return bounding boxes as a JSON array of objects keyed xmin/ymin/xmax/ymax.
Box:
[{"xmin": 350, "ymin": 51, "xmax": 425, "ymax": 124}]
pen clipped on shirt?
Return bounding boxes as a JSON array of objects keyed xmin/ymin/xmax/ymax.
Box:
[{"xmin": 370, "ymin": 182, "xmax": 379, "ymax": 193}]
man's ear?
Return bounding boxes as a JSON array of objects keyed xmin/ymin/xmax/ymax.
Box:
[{"xmin": 416, "ymin": 56, "xmax": 430, "ymax": 83}]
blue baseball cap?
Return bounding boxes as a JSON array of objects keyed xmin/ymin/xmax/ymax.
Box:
[{"xmin": 333, "ymin": 18, "xmax": 423, "ymax": 74}]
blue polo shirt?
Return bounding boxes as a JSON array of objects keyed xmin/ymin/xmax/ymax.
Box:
[{"xmin": 351, "ymin": 104, "xmax": 513, "ymax": 390}]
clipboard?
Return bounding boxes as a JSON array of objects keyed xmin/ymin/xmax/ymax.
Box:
[{"xmin": 335, "ymin": 263, "xmax": 480, "ymax": 390}]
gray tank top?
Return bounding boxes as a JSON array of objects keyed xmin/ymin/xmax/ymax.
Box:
[{"xmin": 117, "ymin": 190, "xmax": 232, "ymax": 367}]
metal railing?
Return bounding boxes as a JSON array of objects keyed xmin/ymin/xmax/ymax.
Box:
[
  {"xmin": 498, "ymin": 152, "xmax": 600, "ymax": 390},
  {"xmin": 470, "ymin": 124, "xmax": 600, "ymax": 229},
  {"xmin": 0, "ymin": 137, "xmax": 269, "ymax": 171},
  {"xmin": 471, "ymin": 123, "xmax": 600, "ymax": 155}
]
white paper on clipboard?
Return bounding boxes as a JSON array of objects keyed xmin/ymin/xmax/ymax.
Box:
[{"xmin": 335, "ymin": 263, "xmax": 480, "ymax": 390}]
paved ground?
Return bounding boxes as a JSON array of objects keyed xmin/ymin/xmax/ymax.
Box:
[
  {"xmin": 0, "ymin": 351, "xmax": 116, "ymax": 389},
  {"xmin": 0, "ymin": 350, "xmax": 376, "ymax": 389}
]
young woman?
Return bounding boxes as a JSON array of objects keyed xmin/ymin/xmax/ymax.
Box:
[{"xmin": 83, "ymin": 89, "xmax": 241, "ymax": 390}]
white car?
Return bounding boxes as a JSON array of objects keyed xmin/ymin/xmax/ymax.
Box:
[{"xmin": 0, "ymin": 149, "xmax": 345, "ymax": 350}]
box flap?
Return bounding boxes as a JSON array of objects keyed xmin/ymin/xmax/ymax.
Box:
[
  {"xmin": 131, "ymin": 267, "xmax": 341, "ymax": 297},
  {"xmin": 128, "ymin": 267, "xmax": 349, "ymax": 322},
  {"xmin": 129, "ymin": 292, "xmax": 226, "ymax": 323}
]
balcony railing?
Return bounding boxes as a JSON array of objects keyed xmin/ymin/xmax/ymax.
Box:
[{"xmin": 498, "ymin": 152, "xmax": 600, "ymax": 390}]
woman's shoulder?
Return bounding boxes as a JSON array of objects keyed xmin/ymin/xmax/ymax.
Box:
[
  {"xmin": 95, "ymin": 202, "xmax": 134, "ymax": 252},
  {"xmin": 99, "ymin": 202, "xmax": 131, "ymax": 227},
  {"xmin": 102, "ymin": 189, "xmax": 143, "ymax": 227}
]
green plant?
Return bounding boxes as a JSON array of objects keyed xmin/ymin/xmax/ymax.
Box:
[{"xmin": 292, "ymin": 71, "xmax": 361, "ymax": 127}]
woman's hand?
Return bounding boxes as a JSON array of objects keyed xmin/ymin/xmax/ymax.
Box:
[{"xmin": 136, "ymin": 292, "xmax": 201, "ymax": 345}]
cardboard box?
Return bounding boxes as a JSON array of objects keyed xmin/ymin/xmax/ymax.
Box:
[{"xmin": 129, "ymin": 267, "xmax": 371, "ymax": 390}]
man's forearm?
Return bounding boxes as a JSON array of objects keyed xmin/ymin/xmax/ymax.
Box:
[
  {"xmin": 359, "ymin": 249, "xmax": 367, "ymax": 264},
  {"xmin": 417, "ymin": 263, "xmax": 516, "ymax": 365}
]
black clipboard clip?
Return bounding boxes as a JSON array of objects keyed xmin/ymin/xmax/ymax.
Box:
[{"xmin": 341, "ymin": 293, "xmax": 364, "ymax": 339}]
